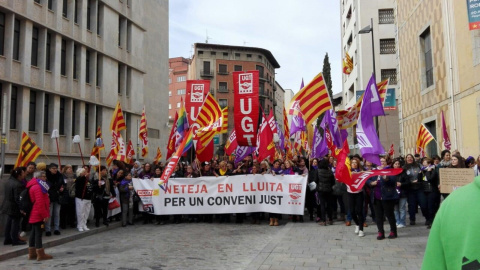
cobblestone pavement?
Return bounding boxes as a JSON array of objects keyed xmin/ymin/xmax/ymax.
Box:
[{"xmin": 1, "ymin": 215, "xmax": 429, "ymax": 270}]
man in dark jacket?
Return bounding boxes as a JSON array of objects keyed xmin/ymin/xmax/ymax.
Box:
[
  {"xmin": 45, "ymin": 163, "xmax": 64, "ymax": 236},
  {"xmin": 1, "ymin": 167, "xmax": 26, "ymax": 245}
]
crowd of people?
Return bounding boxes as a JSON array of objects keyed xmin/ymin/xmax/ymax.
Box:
[{"xmin": 1, "ymin": 148, "xmax": 477, "ymax": 260}]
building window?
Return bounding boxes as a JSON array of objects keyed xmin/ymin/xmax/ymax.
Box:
[
  {"xmin": 31, "ymin": 26, "xmax": 39, "ymax": 66},
  {"xmin": 380, "ymin": 39, "xmax": 396, "ymax": 54},
  {"xmin": 97, "ymin": 3, "xmax": 102, "ymax": 35},
  {"xmin": 198, "ymin": 50, "xmax": 203, "ymax": 55},
  {"xmin": 63, "ymin": 0, "xmax": 68, "ymax": 18},
  {"xmin": 235, "ymin": 53, "xmax": 240, "ymax": 58},
  {"xmin": 246, "ymin": 54, "xmax": 252, "ymax": 58},
  {"xmin": 72, "ymin": 101, "xmax": 76, "ymax": 135},
  {"xmin": 218, "ymin": 64, "xmax": 228, "ymax": 75},
  {"xmin": 86, "ymin": 50, "xmax": 91, "ymax": 83},
  {"xmin": 259, "ymin": 82, "xmax": 265, "ymax": 95},
  {"xmin": 29, "ymin": 91, "xmax": 36, "ymax": 131},
  {"xmin": 126, "ymin": 67, "xmax": 131, "ymax": 96},
  {"xmin": 96, "ymin": 54, "xmax": 101, "ymax": 86},
  {"xmin": 126, "ymin": 21, "xmax": 132, "ymax": 51},
  {"xmin": 424, "ymin": 120, "xmax": 437, "ymax": 157},
  {"xmin": 85, "ymin": 103, "xmax": 89, "ymax": 138},
  {"xmin": 48, "ymin": 0, "xmax": 53, "ymax": 10},
  {"xmin": 87, "ymin": 0, "xmax": 91, "ymax": 30},
  {"xmin": 74, "ymin": 0, "xmax": 80, "ymax": 24},
  {"xmin": 168, "ymin": 91, "xmax": 171, "ymax": 96},
  {"xmin": 177, "ymin": 89, "xmax": 185, "ymax": 95},
  {"xmin": 234, "ymin": 65, "xmax": 242, "ymax": 71},
  {"xmin": 34, "ymin": 0, "xmax": 41, "ymax": 3},
  {"xmin": 379, "ymin": 9, "xmax": 394, "ymax": 24},
  {"xmin": 118, "ymin": 63, "xmax": 122, "ymax": 94},
  {"xmin": 421, "ymin": 27, "xmax": 434, "ymax": 88},
  {"xmin": 218, "ymin": 82, "xmax": 228, "ymax": 93},
  {"xmin": 381, "ymin": 69, "xmax": 397, "ymax": 85},
  {"xmin": 219, "ymin": 99, "xmax": 227, "ymax": 109},
  {"xmin": 44, "ymin": 94, "xmax": 49, "ymax": 133},
  {"xmin": 46, "ymin": 33, "xmax": 51, "ymax": 71},
  {"xmin": 61, "ymin": 39, "xmax": 66, "ymax": 76},
  {"xmin": 176, "ymin": 102, "xmax": 180, "ymax": 108},
  {"xmin": 10, "ymin": 86, "xmax": 17, "ymax": 129},
  {"xmin": 13, "ymin": 19, "xmax": 20, "ymax": 61},
  {"xmin": 210, "ymin": 51, "xmax": 216, "ymax": 56},
  {"xmin": 73, "ymin": 44, "xmax": 78, "ymax": 79},
  {"xmin": 256, "ymin": 65, "xmax": 264, "ymax": 78},
  {"xmin": 59, "ymin": 98, "xmax": 65, "ymax": 135},
  {"xmin": 177, "ymin": 76, "xmax": 186, "ymax": 82},
  {"xmin": 0, "ymin": 12, "xmax": 5, "ymax": 56},
  {"xmin": 223, "ymin": 52, "xmax": 228, "ymax": 57},
  {"xmin": 168, "ymin": 104, "xmax": 171, "ymax": 109}
]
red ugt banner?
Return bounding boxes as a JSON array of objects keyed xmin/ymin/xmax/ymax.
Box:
[
  {"xmin": 233, "ymin": 70, "xmax": 259, "ymax": 146},
  {"xmin": 185, "ymin": 80, "xmax": 210, "ymax": 134}
]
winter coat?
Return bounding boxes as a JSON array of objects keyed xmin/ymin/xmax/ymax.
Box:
[
  {"xmin": 421, "ymin": 167, "xmax": 439, "ymax": 193},
  {"xmin": 1, "ymin": 176, "xmax": 24, "ymax": 217},
  {"xmin": 316, "ymin": 169, "xmax": 335, "ymax": 193},
  {"xmin": 92, "ymin": 175, "xmax": 116, "ymax": 200},
  {"xmin": 118, "ymin": 180, "xmax": 133, "ymax": 203},
  {"xmin": 27, "ymin": 179, "xmax": 50, "ymax": 224},
  {"xmin": 46, "ymin": 170, "xmax": 65, "ymax": 203},
  {"xmin": 367, "ymin": 174, "xmax": 399, "ymax": 201},
  {"xmin": 395, "ymin": 171, "xmax": 408, "ymax": 198},
  {"xmin": 75, "ymin": 175, "xmax": 93, "ymax": 200},
  {"xmin": 403, "ymin": 163, "xmax": 422, "ymax": 191}
]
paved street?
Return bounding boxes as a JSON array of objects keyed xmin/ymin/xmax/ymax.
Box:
[{"xmin": 1, "ymin": 214, "xmax": 429, "ymax": 270}]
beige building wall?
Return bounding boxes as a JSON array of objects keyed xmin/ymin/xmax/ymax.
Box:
[{"xmin": 396, "ymin": 0, "xmax": 480, "ymax": 157}]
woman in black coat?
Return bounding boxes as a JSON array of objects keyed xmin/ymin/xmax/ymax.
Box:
[
  {"xmin": 1, "ymin": 167, "xmax": 27, "ymax": 245},
  {"xmin": 315, "ymin": 159, "xmax": 336, "ymax": 226},
  {"xmin": 92, "ymin": 166, "xmax": 116, "ymax": 227}
]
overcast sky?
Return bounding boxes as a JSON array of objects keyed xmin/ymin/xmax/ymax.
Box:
[{"xmin": 169, "ymin": 0, "xmax": 342, "ymax": 95}]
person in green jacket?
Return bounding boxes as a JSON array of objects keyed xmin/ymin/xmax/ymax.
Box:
[{"xmin": 422, "ymin": 175, "xmax": 480, "ymax": 269}]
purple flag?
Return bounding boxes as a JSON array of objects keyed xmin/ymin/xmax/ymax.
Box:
[
  {"xmin": 235, "ymin": 146, "xmax": 255, "ymax": 164},
  {"xmin": 441, "ymin": 111, "xmax": 451, "ymax": 150},
  {"xmin": 311, "ymin": 126, "xmax": 328, "ymax": 158},
  {"xmin": 365, "ymin": 74, "xmax": 385, "ymax": 117},
  {"xmin": 356, "ymin": 75, "xmax": 385, "ymax": 165},
  {"xmin": 290, "ymin": 114, "xmax": 306, "ymax": 135},
  {"xmin": 300, "ymin": 78, "xmax": 304, "ymax": 90},
  {"xmin": 276, "ymin": 122, "xmax": 285, "ymax": 151},
  {"xmin": 321, "ymin": 109, "xmax": 344, "ymax": 148}
]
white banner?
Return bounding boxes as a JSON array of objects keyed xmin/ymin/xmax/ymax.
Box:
[{"xmin": 132, "ymin": 174, "xmax": 307, "ymax": 215}]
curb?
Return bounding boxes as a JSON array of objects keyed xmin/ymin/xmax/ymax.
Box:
[{"xmin": 0, "ymin": 221, "xmax": 122, "ymax": 262}]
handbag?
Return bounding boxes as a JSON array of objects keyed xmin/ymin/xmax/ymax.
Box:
[
  {"xmin": 332, "ymin": 181, "xmax": 346, "ymax": 196},
  {"xmin": 133, "ymin": 192, "xmax": 141, "ymax": 203},
  {"xmin": 108, "ymin": 198, "xmax": 120, "ymax": 210}
]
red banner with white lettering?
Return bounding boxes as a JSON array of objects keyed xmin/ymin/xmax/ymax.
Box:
[
  {"xmin": 233, "ymin": 71, "xmax": 259, "ymax": 146},
  {"xmin": 185, "ymin": 80, "xmax": 210, "ymax": 134},
  {"xmin": 347, "ymin": 169, "xmax": 404, "ymax": 193}
]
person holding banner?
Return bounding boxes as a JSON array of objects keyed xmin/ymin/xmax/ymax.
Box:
[
  {"xmin": 306, "ymin": 159, "xmax": 319, "ymax": 221},
  {"xmin": 200, "ymin": 162, "xmax": 216, "ymax": 223},
  {"xmin": 393, "ymin": 159, "xmax": 408, "ymax": 228},
  {"xmin": 92, "ymin": 166, "xmax": 116, "ymax": 228},
  {"xmin": 74, "ymin": 168, "xmax": 93, "ymax": 232},
  {"xmin": 171, "ymin": 164, "xmax": 185, "ymax": 224},
  {"xmin": 420, "ymin": 158, "xmax": 439, "ymax": 229},
  {"xmin": 348, "ymin": 158, "xmax": 365, "ymax": 237},
  {"xmin": 119, "ymin": 172, "xmax": 134, "ymax": 227},
  {"xmin": 138, "ymin": 163, "xmax": 155, "ymax": 224},
  {"xmin": 367, "ymin": 157, "xmax": 398, "ymax": 240},
  {"xmin": 292, "ymin": 157, "xmax": 308, "ymax": 223},
  {"xmin": 404, "ymin": 154, "xmax": 427, "ymax": 226}
]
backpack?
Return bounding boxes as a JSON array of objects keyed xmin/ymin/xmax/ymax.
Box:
[{"xmin": 19, "ymin": 187, "xmax": 32, "ymax": 214}]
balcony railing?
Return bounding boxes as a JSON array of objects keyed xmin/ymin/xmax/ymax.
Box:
[
  {"xmin": 217, "ymin": 70, "xmax": 229, "ymax": 75},
  {"xmin": 217, "ymin": 87, "xmax": 229, "ymax": 93},
  {"xmin": 201, "ymin": 69, "xmax": 214, "ymax": 77}
]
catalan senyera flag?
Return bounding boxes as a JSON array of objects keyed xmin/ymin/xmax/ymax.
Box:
[
  {"xmin": 14, "ymin": 132, "xmax": 42, "ymax": 168},
  {"xmin": 194, "ymin": 94, "xmax": 227, "ymax": 150},
  {"xmin": 153, "ymin": 147, "xmax": 162, "ymax": 165},
  {"xmin": 110, "ymin": 101, "xmax": 126, "ymax": 132},
  {"xmin": 342, "ymin": 52, "xmax": 353, "ymax": 75},
  {"xmin": 91, "ymin": 126, "xmax": 104, "ymax": 156},
  {"xmin": 416, "ymin": 124, "xmax": 435, "ymax": 157},
  {"xmin": 377, "ymin": 78, "xmax": 389, "ymax": 106},
  {"xmin": 196, "ymin": 107, "xmax": 228, "ymax": 154},
  {"xmin": 289, "ymin": 72, "xmax": 332, "ymax": 125},
  {"xmin": 125, "ymin": 140, "xmax": 135, "ymax": 164},
  {"xmin": 139, "ymin": 106, "xmax": 148, "ymax": 157}
]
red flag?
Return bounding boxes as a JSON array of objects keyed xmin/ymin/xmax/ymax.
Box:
[
  {"xmin": 388, "ymin": 144, "xmax": 394, "ymax": 157},
  {"xmin": 233, "ymin": 70, "xmax": 259, "ymax": 146},
  {"xmin": 335, "ymin": 140, "xmax": 351, "ymax": 184},
  {"xmin": 349, "ymin": 169, "xmax": 404, "ymax": 193},
  {"xmin": 166, "ymin": 112, "xmax": 178, "ymax": 160},
  {"xmin": 185, "ymin": 80, "xmax": 210, "ymax": 133},
  {"xmin": 126, "ymin": 140, "xmax": 135, "ymax": 164},
  {"xmin": 441, "ymin": 111, "xmax": 451, "ymax": 150},
  {"xmin": 225, "ymin": 130, "xmax": 238, "ymax": 156},
  {"xmin": 325, "ymin": 128, "xmax": 339, "ymax": 158},
  {"xmin": 267, "ymin": 109, "xmax": 278, "ymax": 134},
  {"xmin": 196, "ymin": 141, "xmax": 214, "ymax": 162},
  {"xmin": 257, "ymin": 113, "xmax": 275, "ymax": 163}
]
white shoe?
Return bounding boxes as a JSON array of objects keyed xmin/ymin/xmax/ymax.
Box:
[
  {"xmin": 78, "ymin": 228, "xmax": 84, "ymax": 232},
  {"xmin": 358, "ymin": 230, "xmax": 365, "ymax": 237},
  {"xmin": 397, "ymin": 224, "xmax": 406, "ymax": 228},
  {"xmin": 20, "ymin": 231, "xmax": 26, "ymax": 237},
  {"xmin": 83, "ymin": 227, "xmax": 90, "ymax": 231},
  {"xmin": 355, "ymin": 225, "xmax": 359, "ymax": 234}
]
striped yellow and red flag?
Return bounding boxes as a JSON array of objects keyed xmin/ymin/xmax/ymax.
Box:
[
  {"xmin": 139, "ymin": 106, "xmax": 148, "ymax": 157},
  {"xmin": 194, "ymin": 94, "xmax": 225, "ymax": 149},
  {"xmin": 377, "ymin": 78, "xmax": 389, "ymax": 106},
  {"xmin": 289, "ymin": 72, "xmax": 332, "ymax": 125},
  {"xmin": 415, "ymin": 124, "xmax": 435, "ymax": 157},
  {"xmin": 342, "ymin": 52, "xmax": 353, "ymax": 74},
  {"xmin": 91, "ymin": 126, "xmax": 104, "ymax": 156},
  {"xmin": 154, "ymin": 147, "xmax": 162, "ymax": 165},
  {"xmin": 110, "ymin": 101, "xmax": 126, "ymax": 132},
  {"xmin": 15, "ymin": 132, "xmax": 42, "ymax": 168},
  {"xmin": 196, "ymin": 107, "xmax": 228, "ymax": 153},
  {"xmin": 283, "ymin": 106, "xmax": 293, "ymax": 158}
]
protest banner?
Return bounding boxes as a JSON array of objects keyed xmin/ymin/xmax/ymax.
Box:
[
  {"xmin": 132, "ymin": 174, "xmax": 307, "ymax": 215},
  {"xmin": 439, "ymin": 168, "xmax": 475, "ymax": 194}
]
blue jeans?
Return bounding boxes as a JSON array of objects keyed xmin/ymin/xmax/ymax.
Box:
[
  {"xmin": 46, "ymin": 202, "xmax": 61, "ymax": 232},
  {"xmin": 394, "ymin": 197, "xmax": 407, "ymax": 226},
  {"xmin": 407, "ymin": 189, "xmax": 427, "ymax": 222}
]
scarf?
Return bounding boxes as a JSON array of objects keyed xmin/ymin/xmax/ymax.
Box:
[
  {"xmin": 37, "ymin": 178, "xmax": 49, "ymax": 194},
  {"xmin": 311, "ymin": 166, "xmax": 318, "ymax": 170},
  {"xmin": 283, "ymin": 167, "xmax": 293, "ymax": 175},
  {"xmin": 219, "ymin": 168, "xmax": 227, "ymax": 176},
  {"xmin": 272, "ymin": 167, "xmax": 283, "ymax": 174},
  {"xmin": 352, "ymin": 168, "xmax": 361, "ymax": 173},
  {"xmin": 120, "ymin": 179, "xmax": 131, "ymax": 198},
  {"xmin": 421, "ymin": 165, "xmax": 435, "ymax": 171}
]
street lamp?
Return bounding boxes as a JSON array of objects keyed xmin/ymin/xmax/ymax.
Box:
[{"xmin": 359, "ymin": 18, "xmax": 379, "ymax": 136}]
